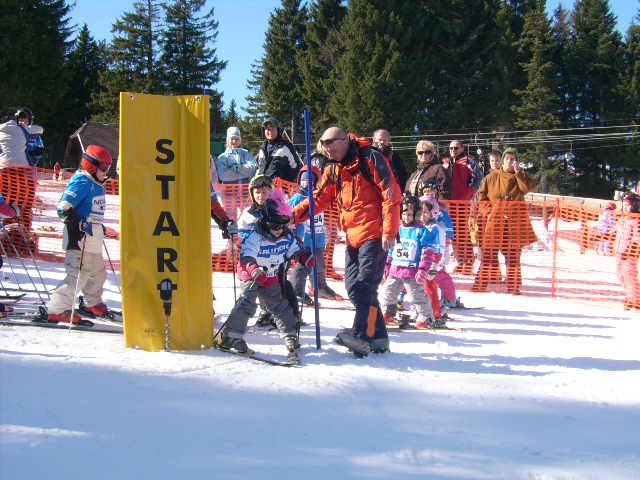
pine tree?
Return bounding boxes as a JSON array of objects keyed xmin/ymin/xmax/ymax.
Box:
[
  {"xmin": 243, "ymin": 59, "xmax": 268, "ymax": 122},
  {"xmin": 0, "ymin": 0, "xmax": 75, "ymax": 164},
  {"xmin": 550, "ymin": 5, "xmax": 573, "ymax": 128},
  {"xmin": 92, "ymin": 0, "xmax": 162, "ymax": 121},
  {"xmin": 225, "ymin": 99, "xmax": 240, "ymax": 127},
  {"xmin": 296, "ymin": 0, "xmax": 347, "ymax": 131},
  {"xmin": 512, "ymin": 1, "xmax": 568, "ymax": 194},
  {"xmin": 159, "ymin": 0, "xmax": 226, "ymax": 95},
  {"xmin": 66, "ymin": 25, "xmax": 107, "ymax": 124},
  {"xmin": 330, "ymin": 0, "xmax": 433, "ymax": 134},
  {"xmin": 421, "ymin": 0, "xmax": 515, "ymax": 130},
  {"xmin": 568, "ymin": 0, "xmax": 625, "ymax": 195},
  {"xmin": 261, "ymin": 0, "xmax": 308, "ymax": 139}
]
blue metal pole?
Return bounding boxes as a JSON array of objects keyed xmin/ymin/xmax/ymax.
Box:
[{"xmin": 303, "ymin": 109, "xmax": 321, "ymax": 349}]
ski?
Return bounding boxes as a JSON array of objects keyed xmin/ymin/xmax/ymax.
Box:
[
  {"xmin": 386, "ymin": 324, "xmax": 464, "ymax": 332},
  {"xmin": 213, "ymin": 344, "xmax": 300, "ymax": 367},
  {"xmin": 446, "ymin": 305, "xmax": 484, "ymax": 310},
  {"xmin": 0, "ymin": 293, "xmax": 26, "ymax": 301},
  {"xmin": 77, "ymin": 309, "xmax": 123, "ymax": 326},
  {"xmin": 0, "ymin": 315, "xmax": 123, "ymax": 334}
]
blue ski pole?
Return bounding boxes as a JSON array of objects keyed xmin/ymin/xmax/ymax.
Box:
[{"xmin": 303, "ymin": 109, "xmax": 321, "ymax": 349}]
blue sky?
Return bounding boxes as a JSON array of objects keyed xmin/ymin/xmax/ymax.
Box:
[{"xmin": 70, "ymin": 0, "xmax": 637, "ymax": 113}]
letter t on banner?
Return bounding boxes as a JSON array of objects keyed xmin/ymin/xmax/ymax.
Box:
[{"xmin": 119, "ymin": 92, "xmax": 213, "ymax": 351}]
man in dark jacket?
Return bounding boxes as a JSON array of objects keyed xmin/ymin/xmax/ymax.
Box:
[
  {"xmin": 256, "ymin": 117, "xmax": 301, "ymax": 182},
  {"xmin": 372, "ymin": 129, "xmax": 408, "ymax": 190}
]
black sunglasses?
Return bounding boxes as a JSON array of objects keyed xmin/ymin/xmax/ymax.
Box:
[{"xmin": 267, "ymin": 223, "xmax": 286, "ymax": 231}]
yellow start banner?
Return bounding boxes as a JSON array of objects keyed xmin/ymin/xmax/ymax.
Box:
[{"xmin": 119, "ymin": 92, "xmax": 213, "ymax": 350}]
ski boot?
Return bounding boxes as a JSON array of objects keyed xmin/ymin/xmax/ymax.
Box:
[
  {"xmin": 370, "ymin": 337, "xmax": 390, "ymax": 354},
  {"xmin": 255, "ymin": 310, "xmax": 276, "ymax": 329},
  {"xmin": 284, "ymin": 334, "xmax": 300, "ymax": 353},
  {"xmin": 335, "ymin": 331, "xmax": 371, "ymax": 357},
  {"xmin": 218, "ymin": 333, "xmax": 250, "ymax": 354},
  {"xmin": 440, "ymin": 297, "xmax": 460, "ymax": 309},
  {"xmin": 397, "ymin": 313, "xmax": 412, "ymax": 329},
  {"xmin": 316, "ymin": 285, "xmax": 344, "ymax": 302},
  {"xmin": 46, "ymin": 309, "xmax": 82, "ymax": 324},
  {"xmin": 299, "ymin": 294, "xmax": 314, "ymax": 306}
]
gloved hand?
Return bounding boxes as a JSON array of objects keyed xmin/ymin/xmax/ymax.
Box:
[
  {"xmin": 7, "ymin": 202, "xmax": 19, "ymax": 218},
  {"xmin": 246, "ymin": 263, "xmax": 267, "ymax": 285},
  {"xmin": 80, "ymin": 221, "xmax": 94, "ymax": 236},
  {"xmin": 415, "ymin": 269, "xmax": 429, "ymax": 284},
  {"xmin": 299, "ymin": 251, "xmax": 316, "ymax": 268},
  {"xmin": 221, "ymin": 219, "xmax": 238, "ymax": 239},
  {"xmin": 382, "ymin": 262, "xmax": 391, "ymax": 283},
  {"xmin": 103, "ymin": 226, "xmax": 119, "ymax": 239}
]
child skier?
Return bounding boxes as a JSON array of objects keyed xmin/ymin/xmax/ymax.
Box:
[
  {"xmin": 218, "ymin": 189, "xmax": 315, "ymax": 355},
  {"xmin": 288, "ymin": 165, "xmax": 342, "ymax": 304},
  {"xmin": 45, "ymin": 145, "xmax": 118, "ymax": 323},
  {"xmin": 615, "ymin": 193, "xmax": 640, "ymax": 310},
  {"xmin": 380, "ymin": 195, "xmax": 436, "ymax": 328},
  {"xmin": 420, "ymin": 181, "xmax": 464, "ymax": 313},
  {"xmin": 237, "ymin": 174, "xmax": 273, "ymax": 239},
  {"xmin": 596, "ymin": 201, "xmax": 617, "ymax": 256}
]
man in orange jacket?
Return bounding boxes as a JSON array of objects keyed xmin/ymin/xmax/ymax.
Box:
[{"xmin": 292, "ymin": 127, "xmax": 402, "ymax": 356}]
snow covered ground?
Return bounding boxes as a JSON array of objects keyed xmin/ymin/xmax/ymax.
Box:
[{"xmin": 1, "ymin": 253, "xmax": 639, "ymax": 479}]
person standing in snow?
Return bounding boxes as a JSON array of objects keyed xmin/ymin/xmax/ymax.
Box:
[
  {"xmin": 292, "ymin": 127, "xmax": 402, "ymax": 357},
  {"xmin": 256, "ymin": 118, "xmax": 301, "ymax": 183},
  {"xmin": 615, "ymin": 192, "xmax": 640, "ymax": 311},
  {"xmin": 380, "ymin": 194, "xmax": 436, "ymax": 328},
  {"xmin": 218, "ymin": 189, "xmax": 315, "ymax": 354},
  {"xmin": 288, "ymin": 165, "xmax": 342, "ymax": 305},
  {"xmin": 45, "ymin": 145, "xmax": 118, "ymax": 323},
  {"xmin": 472, "ymin": 148, "xmax": 536, "ymax": 295}
]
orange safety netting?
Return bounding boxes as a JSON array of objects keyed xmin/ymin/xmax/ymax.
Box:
[{"xmin": 1, "ymin": 166, "xmax": 638, "ymax": 311}]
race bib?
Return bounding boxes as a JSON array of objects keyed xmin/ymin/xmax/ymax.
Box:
[{"xmin": 392, "ymin": 238, "xmax": 419, "ymax": 266}]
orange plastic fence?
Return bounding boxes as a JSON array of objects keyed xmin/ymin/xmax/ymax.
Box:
[{"xmin": 1, "ymin": 166, "xmax": 638, "ymax": 311}]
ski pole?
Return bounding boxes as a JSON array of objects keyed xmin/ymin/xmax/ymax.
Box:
[
  {"xmin": 102, "ymin": 238, "xmax": 121, "ymax": 294},
  {"xmin": 0, "ymin": 238, "xmax": 25, "ymax": 293},
  {"xmin": 229, "ymin": 234, "xmax": 237, "ymax": 304},
  {"xmin": 5, "ymin": 235, "xmax": 44, "ymax": 303},
  {"xmin": 15, "ymin": 224, "xmax": 50, "ymax": 300},
  {"xmin": 303, "ymin": 108, "xmax": 321, "ymax": 349},
  {"xmin": 68, "ymin": 235, "xmax": 87, "ymax": 330}
]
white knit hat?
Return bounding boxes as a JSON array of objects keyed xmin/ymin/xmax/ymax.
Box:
[{"xmin": 226, "ymin": 126, "xmax": 241, "ymax": 143}]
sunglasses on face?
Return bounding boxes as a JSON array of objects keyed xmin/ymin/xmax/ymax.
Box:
[
  {"xmin": 449, "ymin": 146, "xmax": 460, "ymax": 151},
  {"xmin": 417, "ymin": 151, "xmax": 434, "ymax": 156},
  {"xmin": 267, "ymin": 223, "xmax": 286, "ymax": 231},
  {"xmin": 320, "ymin": 136, "xmax": 345, "ymax": 147}
]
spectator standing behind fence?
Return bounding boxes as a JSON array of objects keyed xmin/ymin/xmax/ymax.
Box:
[
  {"xmin": 256, "ymin": 118, "xmax": 301, "ymax": 183},
  {"xmin": 615, "ymin": 193, "xmax": 640, "ymax": 311},
  {"xmin": 292, "ymin": 127, "xmax": 402, "ymax": 357},
  {"xmin": 472, "ymin": 148, "xmax": 537, "ymax": 295},
  {"xmin": 446, "ymin": 139, "xmax": 483, "ymax": 275},
  {"xmin": 372, "ymin": 128, "xmax": 408, "ymax": 190},
  {"xmin": 216, "ymin": 126, "xmax": 256, "ymax": 219},
  {"xmin": 0, "ymin": 109, "xmax": 40, "ymax": 247},
  {"xmin": 216, "ymin": 127, "xmax": 256, "ymax": 184},
  {"xmin": 405, "ymin": 140, "xmax": 451, "ymax": 198},
  {"xmin": 596, "ymin": 202, "xmax": 617, "ymax": 256}
]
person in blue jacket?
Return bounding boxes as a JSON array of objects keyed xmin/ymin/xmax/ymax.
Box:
[
  {"xmin": 288, "ymin": 166, "xmax": 342, "ymax": 304},
  {"xmin": 45, "ymin": 145, "xmax": 118, "ymax": 323}
]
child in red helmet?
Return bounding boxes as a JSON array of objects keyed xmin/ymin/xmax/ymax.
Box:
[{"xmin": 44, "ymin": 145, "xmax": 118, "ymax": 324}]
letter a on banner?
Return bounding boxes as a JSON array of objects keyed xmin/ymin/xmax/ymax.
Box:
[{"xmin": 119, "ymin": 92, "xmax": 212, "ymax": 350}]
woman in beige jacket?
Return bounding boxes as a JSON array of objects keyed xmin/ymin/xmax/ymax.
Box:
[{"xmin": 472, "ymin": 148, "xmax": 537, "ymax": 295}]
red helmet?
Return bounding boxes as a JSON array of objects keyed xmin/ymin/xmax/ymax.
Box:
[{"xmin": 81, "ymin": 145, "xmax": 112, "ymax": 174}]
